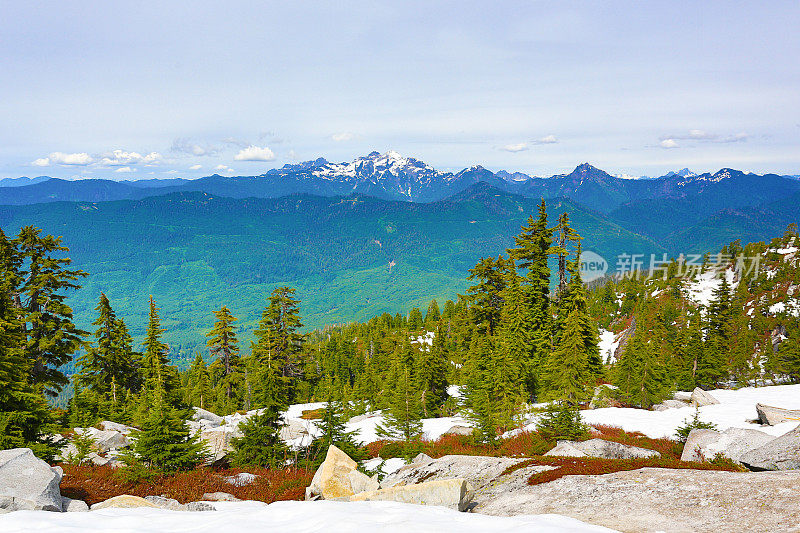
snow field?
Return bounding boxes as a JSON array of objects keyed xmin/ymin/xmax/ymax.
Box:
[{"xmin": 0, "ymin": 501, "xmax": 618, "ymax": 533}]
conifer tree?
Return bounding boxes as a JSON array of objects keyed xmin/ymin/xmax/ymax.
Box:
[
  {"xmin": 543, "ymin": 302, "xmax": 592, "ymax": 404},
  {"xmin": 418, "ymin": 325, "xmax": 449, "ymax": 417},
  {"xmin": 424, "ymin": 300, "xmax": 441, "ymax": 328},
  {"xmin": 308, "ymin": 398, "xmax": 365, "ymax": 466},
  {"xmin": 376, "ymin": 342, "xmax": 423, "ymax": 443},
  {"xmin": 131, "ymin": 383, "xmax": 206, "ymax": 472},
  {"xmin": 613, "ymin": 330, "xmax": 668, "ymax": 408},
  {"xmin": 139, "ymin": 296, "xmax": 181, "ymax": 413},
  {"xmin": 186, "ymin": 352, "xmax": 212, "ymax": 410},
  {"xmin": 206, "ymin": 305, "xmax": 242, "ymax": 413},
  {"xmin": 464, "ymin": 333, "xmax": 498, "ymax": 443},
  {"xmin": 229, "ymin": 403, "xmax": 287, "ymax": 468},
  {"xmin": 12, "ymin": 227, "xmax": 88, "ymax": 396},
  {"xmin": 466, "ymin": 255, "xmax": 511, "ymax": 336},
  {"xmin": 252, "ymin": 287, "xmax": 304, "ymax": 407},
  {"xmin": 408, "ymin": 307, "xmax": 424, "ymax": 331}
]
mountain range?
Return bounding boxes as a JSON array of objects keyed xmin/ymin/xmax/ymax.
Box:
[
  {"xmin": 0, "ymin": 151, "xmax": 797, "ymax": 364},
  {"xmin": 3, "ymin": 151, "xmax": 799, "ymax": 214}
]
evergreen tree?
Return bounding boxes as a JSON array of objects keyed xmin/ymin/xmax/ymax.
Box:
[
  {"xmin": 464, "ymin": 333, "xmax": 498, "ymax": 443},
  {"xmin": 543, "ymin": 303, "xmax": 592, "ymax": 403},
  {"xmin": 186, "ymin": 352, "xmax": 212, "ymax": 409},
  {"xmin": 424, "ymin": 300, "xmax": 441, "ymax": 328},
  {"xmin": 252, "ymin": 287, "xmax": 304, "ymax": 407},
  {"xmin": 131, "ymin": 385, "xmax": 206, "ymax": 472},
  {"xmin": 408, "ymin": 307, "xmax": 424, "ymax": 331},
  {"xmin": 418, "ymin": 325, "xmax": 449, "ymax": 417},
  {"xmin": 229, "ymin": 404, "xmax": 287, "ymax": 468},
  {"xmin": 206, "ymin": 305, "xmax": 242, "ymax": 413},
  {"xmin": 12, "ymin": 226, "xmax": 88, "ymax": 396},
  {"xmin": 613, "ymin": 329, "xmax": 668, "ymax": 408},
  {"xmin": 139, "ymin": 296, "xmax": 181, "ymax": 413},
  {"xmin": 466, "ymin": 255, "xmax": 511, "ymax": 336},
  {"xmin": 308, "ymin": 398, "xmax": 365, "ymax": 466},
  {"xmin": 376, "ymin": 342, "xmax": 423, "ymax": 443}
]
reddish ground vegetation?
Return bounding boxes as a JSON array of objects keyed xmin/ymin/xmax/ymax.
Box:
[{"xmin": 59, "ymin": 464, "xmax": 312, "ymax": 506}]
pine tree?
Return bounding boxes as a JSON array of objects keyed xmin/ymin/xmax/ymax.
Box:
[
  {"xmin": 499, "ymin": 260, "xmax": 535, "ymax": 396},
  {"xmin": 464, "ymin": 333, "xmax": 498, "ymax": 443},
  {"xmin": 466, "ymin": 255, "xmax": 511, "ymax": 336},
  {"xmin": 309, "ymin": 398, "xmax": 365, "ymax": 466},
  {"xmin": 613, "ymin": 330, "xmax": 668, "ymax": 408},
  {"xmin": 408, "ymin": 307, "xmax": 424, "ymax": 331},
  {"xmin": 206, "ymin": 305, "xmax": 242, "ymax": 413},
  {"xmin": 543, "ymin": 304, "xmax": 591, "ymax": 404},
  {"xmin": 139, "ymin": 296, "xmax": 181, "ymax": 413}
]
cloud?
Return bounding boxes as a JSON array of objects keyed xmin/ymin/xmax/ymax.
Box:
[
  {"xmin": 533, "ymin": 134, "xmax": 558, "ymax": 144},
  {"xmin": 214, "ymin": 164, "xmax": 235, "ymax": 174},
  {"xmin": 114, "ymin": 166, "xmax": 133, "ymax": 173},
  {"xmin": 100, "ymin": 149, "xmax": 162, "ymax": 166},
  {"xmin": 171, "ymin": 138, "xmax": 217, "ymax": 156},
  {"xmin": 659, "ymin": 130, "xmax": 748, "ymax": 144},
  {"xmin": 31, "ymin": 152, "xmax": 94, "ymax": 166},
  {"xmin": 331, "ymin": 132, "xmax": 355, "ymax": 142},
  {"xmin": 660, "ymin": 139, "xmax": 680, "ymax": 149},
  {"xmin": 501, "ymin": 142, "xmax": 528, "ymax": 152},
  {"xmin": 234, "ymin": 145, "xmax": 275, "ymax": 161},
  {"xmin": 189, "ymin": 164, "xmax": 202, "ymax": 170}
]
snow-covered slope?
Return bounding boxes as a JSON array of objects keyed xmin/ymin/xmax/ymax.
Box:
[{"xmin": 0, "ymin": 500, "xmax": 618, "ymax": 533}]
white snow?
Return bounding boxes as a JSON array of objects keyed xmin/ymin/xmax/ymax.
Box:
[
  {"xmin": 506, "ymin": 383, "xmax": 800, "ymax": 440},
  {"xmin": 362, "ymin": 456, "xmax": 408, "ymax": 476},
  {"xmin": 597, "ymin": 329, "xmax": 620, "ymax": 364},
  {"xmin": 683, "ymin": 269, "xmax": 736, "ymax": 309},
  {"xmin": 447, "ymin": 384, "xmax": 464, "ymax": 399},
  {"xmin": 775, "ymin": 247, "xmax": 798, "ymax": 255},
  {"xmin": 0, "ymin": 500, "xmax": 616, "ymax": 533}
]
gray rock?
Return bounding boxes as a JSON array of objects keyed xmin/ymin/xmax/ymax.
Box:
[
  {"xmin": 307, "ymin": 445, "xmax": 358, "ymax": 499},
  {"xmin": 62, "ymin": 497, "xmax": 89, "ymax": 512},
  {"xmin": 279, "ymin": 419, "xmax": 309, "ymax": 441},
  {"xmin": 145, "ymin": 495, "xmax": 187, "ymax": 511},
  {"xmin": 411, "ymin": 453, "xmax": 434, "ymax": 466},
  {"xmin": 224, "ymin": 472, "xmax": 258, "ymax": 487},
  {"xmin": 187, "ymin": 501, "xmax": 216, "ymax": 512},
  {"xmin": 681, "ymin": 427, "xmax": 774, "ymax": 464},
  {"xmin": 479, "ymin": 467, "xmax": 800, "ymax": 533},
  {"xmin": 193, "ymin": 407, "xmax": 224, "ymax": 427},
  {"xmin": 442, "ymin": 425, "xmax": 474, "ymax": 436},
  {"xmin": 380, "ymin": 454, "xmax": 555, "ymax": 507},
  {"xmin": 200, "ymin": 492, "xmax": 241, "ymax": 502},
  {"xmin": 588, "ymin": 384, "xmax": 618, "ymax": 409},
  {"xmin": 350, "ymin": 478, "xmax": 475, "ymax": 512},
  {"xmin": 755, "ymin": 403, "xmax": 800, "ymax": 426},
  {"xmin": 673, "ymin": 391, "xmax": 693, "ymax": 402},
  {"xmin": 546, "ymin": 439, "xmax": 660, "ymax": 460},
  {"xmin": 690, "ymin": 387, "xmax": 720, "ymax": 407},
  {"xmin": 347, "ymin": 469, "xmax": 380, "ymax": 494},
  {"xmin": 99, "ymin": 421, "xmax": 135, "ymax": 434},
  {"xmin": 0, "ymin": 448, "xmax": 63, "ymax": 512},
  {"xmin": 741, "ymin": 424, "xmax": 800, "ymax": 470},
  {"xmin": 543, "ymin": 441, "xmax": 588, "ymax": 457},
  {"xmin": 91, "ymin": 495, "xmax": 160, "ymax": 510},
  {"xmin": 653, "ymin": 399, "xmax": 689, "ymax": 411}
]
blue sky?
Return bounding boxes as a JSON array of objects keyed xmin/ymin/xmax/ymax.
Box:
[{"xmin": 1, "ymin": 1, "xmax": 798, "ymax": 180}]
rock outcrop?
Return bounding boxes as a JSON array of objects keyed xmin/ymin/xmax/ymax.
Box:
[
  {"xmin": 690, "ymin": 387, "xmax": 720, "ymax": 407},
  {"xmin": 61, "ymin": 497, "xmax": 89, "ymax": 512},
  {"xmin": 0, "ymin": 448, "xmax": 63, "ymax": 512},
  {"xmin": 740, "ymin": 423, "xmax": 800, "ymax": 470},
  {"xmin": 755, "ymin": 403, "xmax": 800, "ymax": 426},
  {"xmin": 350, "ymin": 478, "xmax": 474, "ymax": 512},
  {"xmin": 544, "ymin": 439, "xmax": 660, "ymax": 459},
  {"xmin": 90, "ymin": 495, "xmax": 159, "ymax": 510},
  {"xmin": 306, "ymin": 445, "xmax": 359, "ymax": 499},
  {"xmin": 681, "ymin": 427, "xmax": 774, "ymax": 463},
  {"xmin": 200, "ymin": 492, "xmax": 241, "ymax": 502},
  {"xmin": 479, "ymin": 467, "xmax": 800, "ymax": 533}
]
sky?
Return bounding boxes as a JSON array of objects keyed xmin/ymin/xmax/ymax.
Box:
[{"xmin": 1, "ymin": 1, "xmax": 799, "ymax": 181}]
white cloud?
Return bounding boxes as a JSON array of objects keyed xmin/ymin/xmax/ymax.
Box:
[
  {"xmin": 660, "ymin": 139, "xmax": 680, "ymax": 149},
  {"xmin": 501, "ymin": 142, "xmax": 528, "ymax": 152},
  {"xmin": 35, "ymin": 152, "xmax": 94, "ymax": 166},
  {"xmin": 171, "ymin": 138, "xmax": 217, "ymax": 156},
  {"xmin": 233, "ymin": 145, "xmax": 275, "ymax": 161},
  {"xmin": 331, "ymin": 132, "xmax": 355, "ymax": 142},
  {"xmin": 660, "ymin": 130, "xmax": 748, "ymax": 144},
  {"xmin": 534, "ymin": 134, "xmax": 558, "ymax": 144},
  {"xmin": 214, "ymin": 164, "xmax": 235, "ymax": 174},
  {"xmin": 114, "ymin": 166, "xmax": 133, "ymax": 173},
  {"xmin": 100, "ymin": 149, "xmax": 162, "ymax": 166},
  {"xmin": 189, "ymin": 164, "xmax": 202, "ymax": 170}
]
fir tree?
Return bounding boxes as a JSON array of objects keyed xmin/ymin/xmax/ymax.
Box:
[
  {"xmin": 252, "ymin": 287, "xmax": 304, "ymax": 407},
  {"xmin": 308, "ymin": 398, "xmax": 365, "ymax": 466},
  {"xmin": 131, "ymin": 384, "xmax": 206, "ymax": 472},
  {"xmin": 424, "ymin": 300, "xmax": 441, "ymax": 328},
  {"xmin": 230, "ymin": 404, "xmax": 287, "ymax": 468},
  {"xmin": 418, "ymin": 325, "xmax": 449, "ymax": 417},
  {"xmin": 206, "ymin": 305, "xmax": 242, "ymax": 413},
  {"xmin": 376, "ymin": 342, "xmax": 423, "ymax": 443},
  {"xmin": 408, "ymin": 307, "xmax": 424, "ymax": 331},
  {"xmin": 186, "ymin": 352, "xmax": 212, "ymax": 409}
]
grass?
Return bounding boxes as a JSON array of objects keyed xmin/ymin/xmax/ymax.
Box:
[{"xmin": 59, "ymin": 464, "xmax": 312, "ymax": 507}]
